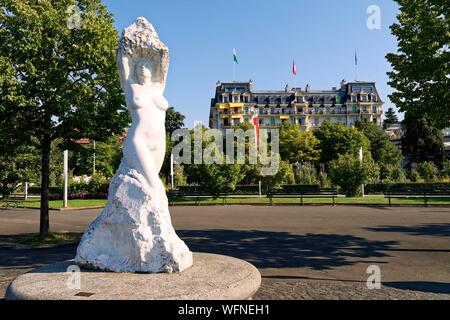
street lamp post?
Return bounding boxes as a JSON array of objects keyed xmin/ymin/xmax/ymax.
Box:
[
  {"xmin": 359, "ymin": 147, "xmax": 365, "ymax": 198},
  {"xmin": 63, "ymin": 150, "xmax": 68, "ymax": 208}
]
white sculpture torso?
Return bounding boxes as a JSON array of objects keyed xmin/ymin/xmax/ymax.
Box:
[
  {"xmin": 118, "ymin": 47, "xmax": 169, "ymax": 195},
  {"xmin": 75, "ymin": 17, "xmax": 193, "ymax": 274}
]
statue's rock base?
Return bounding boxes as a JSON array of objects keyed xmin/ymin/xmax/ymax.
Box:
[
  {"xmin": 6, "ymin": 253, "xmax": 261, "ymax": 300},
  {"xmin": 74, "ymin": 161, "xmax": 192, "ymax": 273}
]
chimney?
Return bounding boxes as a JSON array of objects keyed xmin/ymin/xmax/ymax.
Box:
[
  {"xmin": 305, "ymin": 84, "xmax": 311, "ymax": 93},
  {"xmin": 285, "ymin": 84, "xmax": 289, "ymax": 92}
]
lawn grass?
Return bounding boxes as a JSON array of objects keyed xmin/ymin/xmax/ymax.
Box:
[
  {"xmin": 6, "ymin": 232, "xmax": 83, "ymax": 248},
  {"xmin": 1, "ymin": 196, "xmax": 449, "ymax": 209},
  {"xmin": 0, "ymin": 198, "xmax": 107, "ymax": 209}
]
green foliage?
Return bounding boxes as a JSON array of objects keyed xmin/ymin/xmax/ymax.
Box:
[
  {"xmin": 165, "ymin": 106, "xmax": 186, "ymax": 135},
  {"xmin": 70, "ymin": 136, "xmax": 122, "ymax": 178},
  {"xmin": 382, "ymin": 164, "xmax": 408, "ymax": 183},
  {"xmin": 173, "ymin": 164, "xmax": 187, "ymax": 187},
  {"xmin": 314, "ymin": 121, "xmax": 371, "ymax": 164},
  {"xmin": 259, "ymin": 160, "xmax": 295, "ymax": 192},
  {"xmin": 417, "ymin": 161, "xmax": 439, "ymax": 182},
  {"xmin": 386, "ymin": 0, "xmax": 449, "ymax": 129},
  {"xmin": 383, "ymin": 107, "xmax": 399, "ymax": 129},
  {"xmin": 328, "ymin": 153, "xmax": 380, "ymax": 197},
  {"xmin": 441, "ymin": 161, "xmax": 450, "ymax": 179},
  {"xmin": 0, "ymin": 0, "xmax": 129, "ymax": 235},
  {"xmin": 293, "ymin": 162, "xmax": 319, "ymax": 185},
  {"xmin": 279, "ymin": 124, "xmax": 320, "ymax": 164},
  {"xmin": 0, "ymin": 144, "xmax": 40, "ymax": 197},
  {"xmin": 408, "ymin": 169, "xmax": 422, "ymax": 182},
  {"xmin": 356, "ymin": 121, "xmax": 403, "ymax": 179},
  {"xmin": 185, "ymin": 163, "xmax": 245, "ymax": 198},
  {"xmin": 401, "ymin": 112, "xmax": 444, "ymax": 165}
]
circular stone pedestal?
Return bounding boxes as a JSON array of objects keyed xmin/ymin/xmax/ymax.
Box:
[{"xmin": 6, "ymin": 253, "xmax": 261, "ymax": 300}]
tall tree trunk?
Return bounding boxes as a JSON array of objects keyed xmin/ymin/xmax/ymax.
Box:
[{"xmin": 39, "ymin": 135, "xmax": 51, "ymax": 240}]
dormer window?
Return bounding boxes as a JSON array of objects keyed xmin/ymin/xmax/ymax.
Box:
[
  {"xmin": 232, "ymin": 95, "xmax": 240, "ymax": 103},
  {"xmin": 223, "ymin": 95, "xmax": 229, "ymax": 103}
]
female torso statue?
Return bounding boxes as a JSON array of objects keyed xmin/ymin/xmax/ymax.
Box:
[
  {"xmin": 116, "ymin": 18, "xmax": 170, "ymax": 195},
  {"xmin": 75, "ymin": 17, "xmax": 192, "ymax": 273}
]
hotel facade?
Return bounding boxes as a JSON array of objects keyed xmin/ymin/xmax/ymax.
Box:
[{"xmin": 209, "ymin": 80, "xmax": 383, "ymax": 130}]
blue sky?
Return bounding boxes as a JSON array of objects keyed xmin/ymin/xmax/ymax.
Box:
[{"xmin": 102, "ymin": 0, "xmax": 400, "ymax": 128}]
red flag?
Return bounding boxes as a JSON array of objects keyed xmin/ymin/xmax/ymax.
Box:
[
  {"xmin": 292, "ymin": 60, "xmax": 297, "ymax": 76},
  {"xmin": 252, "ymin": 112, "xmax": 259, "ymax": 148}
]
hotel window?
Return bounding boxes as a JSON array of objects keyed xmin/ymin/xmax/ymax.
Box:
[
  {"xmin": 258, "ymin": 97, "xmax": 265, "ymax": 104},
  {"xmin": 223, "ymin": 95, "xmax": 229, "ymax": 103},
  {"xmin": 314, "ymin": 118, "xmax": 320, "ymax": 126},
  {"xmin": 297, "ymin": 96, "xmax": 304, "ymax": 103},
  {"xmin": 372, "ymin": 106, "xmax": 377, "ymax": 113},
  {"xmin": 270, "ymin": 118, "xmax": 276, "ymax": 126},
  {"xmin": 270, "ymin": 97, "xmax": 276, "ymax": 104},
  {"xmin": 233, "ymin": 95, "xmax": 240, "ymax": 103},
  {"xmin": 281, "ymin": 97, "xmax": 286, "ymax": 104},
  {"xmin": 351, "ymin": 96, "xmax": 357, "ymax": 103}
]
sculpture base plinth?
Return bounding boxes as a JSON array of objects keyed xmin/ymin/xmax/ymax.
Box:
[{"xmin": 6, "ymin": 253, "xmax": 261, "ymax": 300}]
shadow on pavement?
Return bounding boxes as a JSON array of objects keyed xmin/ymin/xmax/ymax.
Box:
[
  {"xmin": 0, "ymin": 235, "xmax": 76, "ymax": 270},
  {"xmin": 384, "ymin": 281, "xmax": 450, "ymax": 294},
  {"xmin": 366, "ymin": 223, "xmax": 450, "ymax": 237},
  {"xmin": 0, "ymin": 230, "xmax": 397, "ymax": 271},
  {"xmin": 178, "ymin": 229, "xmax": 397, "ymax": 270}
]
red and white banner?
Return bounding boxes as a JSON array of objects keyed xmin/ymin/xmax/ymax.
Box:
[
  {"xmin": 252, "ymin": 112, "xmax": 259, "ymax": 148},
  {"xmin": 292, "ymin": 60, "xmax": 297, "ymax": 76}
]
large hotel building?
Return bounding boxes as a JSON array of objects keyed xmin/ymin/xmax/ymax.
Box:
[{"xmin": 209, "ymin": 80, "xmax": 383, "ymax": 130}]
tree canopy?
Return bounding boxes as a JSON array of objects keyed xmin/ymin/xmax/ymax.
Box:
[
  {"xmin": 313, "ymin": 121, "xmax": 371, "ymax": 165},
  {"xmin": 386, "ymin": 0, "xmax": 449, "ymax": 129},
  {"xmin": 0, "ymin": 0, "xmax": 129, "ymax": 238}
]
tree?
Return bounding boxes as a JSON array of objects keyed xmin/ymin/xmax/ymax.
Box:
[
  {"xmin": 401, "ymin": 112, "xmax": 444, "ymax": 165},
  {"xmin": 0, "ymin": 144, "xmax": 40, "ymax": 198},
  {"xmin": 0, "ymin": 0, "xmax": 129, "ymax": 239},
  {"xmin": 356, "ymin": 121, "xmax": 403, "ymax": 180},
  {"xmin": 71, "ymin": 137, "xmax": 122, "ymax": 178},
  {"xmin": 328, "ymin": 154, "xmax": 380, "ymax": 197},
  {"xmin": 165, "ymin": 106, "xmax": 186, "ymax": 136},
  {"xmin": 279, "ymin": 124, "xmax": 320, "ymax": 164},
  {"xmin": 314, "ymin": 122, "xmax": 371, "ymax": 165},
  {"xmin": 383, "ymin": 107, "xmax": 399, "ymax": 129},
  {"xmin": 161, "ymin": 107, "xmax": 185, "ymax": 185},
  {"xmin": 417, "ymin": 161, "xmax": 439, "ymax": 182},
  {"xmin": 386, "ymin": 0, "xmax": 449, "ymax": 129}
]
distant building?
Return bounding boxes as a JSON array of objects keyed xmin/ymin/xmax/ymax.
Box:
[{"xmin": 209, "ymin": 80, "xmax": 383, "ymax": 130}]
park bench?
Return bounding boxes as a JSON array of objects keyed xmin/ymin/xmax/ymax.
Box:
[
  {"xmin": 384, "ymin": 187, "xmax": 450, "ymax": 207},
  {"xmin": 167, "ymin": 189, "xmax": 213, "ymax": 206},
  {"xmin": 267, "ymin": 187, "xmax": 338, "ymax": 206},
  {"xmin": 1, "ymin": 194, "xmax": 26, "ymax": 208}
]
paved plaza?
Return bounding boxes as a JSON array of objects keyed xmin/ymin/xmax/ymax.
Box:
[{"xmin": 0, "ymin": 205, "xmax": 449, "ymax": 300}]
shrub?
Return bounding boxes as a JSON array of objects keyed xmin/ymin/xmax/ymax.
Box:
[
  {"xmin": 328, "ymin": 153, "xmax": 380, "ymax": 197},
  {"xmin": 417, "ymin": 162, "xmax": 439, "ymax": 182}
]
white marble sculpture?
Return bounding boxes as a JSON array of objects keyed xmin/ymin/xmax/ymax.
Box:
[{"xmin": 75, "ymin": 17, "xmax": 193, "ymax": 273}]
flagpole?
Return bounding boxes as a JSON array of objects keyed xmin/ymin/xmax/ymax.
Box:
[
  {"xmin": 233, "ymin": 61, "xmax": 236, "ymax": 82},
  {"xmin": 354, "ymin": 49, "xmax": 358, "ymax": 81}
]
